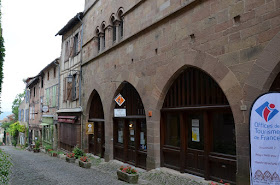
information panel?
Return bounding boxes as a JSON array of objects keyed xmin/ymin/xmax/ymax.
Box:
[{"xmin": 250, "ymin": 93, "xmax": 280, "ymax": 184}]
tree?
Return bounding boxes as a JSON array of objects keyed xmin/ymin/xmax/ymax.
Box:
[
  {"xmin": 11, "ymin": 92, "xmax": 24, "ymax": 121},
  {"xmin": 0, "ymin": 0, "xmax": 5, "ymax": 113}
]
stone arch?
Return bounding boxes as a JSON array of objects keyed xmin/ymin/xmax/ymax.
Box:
[
  {"xmin": 244, "ymin": 31, "xmax": 280, "ymax": 103},
  {"xmin": 154, "ymin": 49, "xmax": 243, "ymax": 124}
]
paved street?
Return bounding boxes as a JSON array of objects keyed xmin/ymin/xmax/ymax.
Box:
[
  {"xmin": 1, "ymin": 146, "xmax": 209, "ymax": 185},
  {"xmin": 1, "ymin": 146, "xmax": 126, "ymax": 185}
]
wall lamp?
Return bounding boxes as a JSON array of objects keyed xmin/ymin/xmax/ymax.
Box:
[{"xmin": 66, "ymin": 69, "xmax": 80, "ymax": 83}]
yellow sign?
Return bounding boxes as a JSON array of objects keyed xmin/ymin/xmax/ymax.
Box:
[
  {"xmin": 86, "ymin": 122, "xmax": 94, "ymax": 135},
  {"xmin": 114, "ymin": 94, "xmax": 125, "ymax": 106}
]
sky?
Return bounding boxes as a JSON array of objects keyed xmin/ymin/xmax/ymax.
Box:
[{"xmin": 1, "ymin": 0, "xmax": 84, "ymax": 112}]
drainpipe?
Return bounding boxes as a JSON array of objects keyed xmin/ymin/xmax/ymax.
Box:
[
  {"xmin": 54, "ymin": 59, "xmax": 60, "ymax": 109},
  {"xmin": 77, "ymin": 14, "xmax": 84, "ymax": 150}
]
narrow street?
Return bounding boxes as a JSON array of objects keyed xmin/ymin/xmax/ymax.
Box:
[
  {"xmin": 1, "ymin": 146, "xmax": 209, "ymax": 185},
  {"xmin": 1, "ymin": 146, "xmax": 126, "ymax": 185}
]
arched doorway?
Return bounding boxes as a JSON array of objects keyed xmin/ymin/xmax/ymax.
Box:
[
  {"xmin": 88, "ymin": 91, "xmax": 105, "ymax": 158},
  {"xmin": 161, "ymin": 67, "xmax": 236, "ymax": 183},
  {"xmin": 113, "ymin": 82, "xmax": 147, "ymax": 169}
]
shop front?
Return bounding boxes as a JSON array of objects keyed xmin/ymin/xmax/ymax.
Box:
[
  {"xmin": 57, "ymin": 111, "xmax": 81, "ymax": 152},
  {"xmin": 41, "ymin": 116, "xmax": 54, "ymax": 147},
  {"xmin": 161, "ymin": 67, "xmax": 236, "ymax": 184},
  {"xmin": 113, "ymin": 82, "xmax": 147, "ymax": 169}
]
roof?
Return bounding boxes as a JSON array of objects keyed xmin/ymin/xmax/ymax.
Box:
[
  {"xmin": 55, "ymin": 12, "xmax": 83, "ymax": 36},
  {"xmin": 26, "ymin": 58, "xmax": 59, "ymax": 88}
]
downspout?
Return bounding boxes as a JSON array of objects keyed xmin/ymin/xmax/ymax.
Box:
[
  {"xmin": 54, "ymin": 59, "xmax": 60, "ymax": 109},
  {"xmin": 77, "ymin": 14, "xmax": 84, "ymax": 150}
]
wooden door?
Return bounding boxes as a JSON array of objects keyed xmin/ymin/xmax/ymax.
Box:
[{"xmin": 185, "ymin": 112, "xmax": 205, "ymax": 176}]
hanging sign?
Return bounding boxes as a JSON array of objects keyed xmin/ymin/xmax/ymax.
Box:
[
  {"xmin": 86, "ymin": 122, "xmax": 94, "ymax": 135},
  {"xmin": 114, "ymin": 94, "xmax": 125, "ymax": 106},
  {"xmin": 250, "ymin": 92, "xmax": 280, "ymax": 185}
]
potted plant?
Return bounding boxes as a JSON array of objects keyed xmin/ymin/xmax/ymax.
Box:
[
  {"xmin": 66, "ymin": 153, "xmax": 76, "ymax": 163},
  {"xmin": 50, "ymin": 150, "xmax": 58, "ymax": 157},
  {"xmin": 117, "ymin": 166, "xmax": 139, "ymax": 184},
  {"xmin": 78, "ymin": 156, "xmax": 91, "ymax": 169},
  {"xmin": 33, "ymin": 141, "xmax": 40, "ymax": 153}
]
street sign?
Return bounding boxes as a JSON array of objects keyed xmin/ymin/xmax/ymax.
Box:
[
  {"xmin": 42, "ymin": 105, "xmax": 49, "ymax": 112},
  {"xmin": 250, "ymin": 92, "xmax": 280, "ymax": 185},
  {"xmin": 114, "ymin": 94, "xmax": 125, "ymax": 106}
]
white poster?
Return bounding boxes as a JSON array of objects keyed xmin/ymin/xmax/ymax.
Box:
[
  {"xmin": 192, "ymin": 119, "xmax": 199, "ymax": 127},
  {"xmin": 192, "ymin": 127, "xmax": 200, "ymax": 142},
  {"xmin": 250, "ymin": 93, "xmax": 280, "ymax": 185}
]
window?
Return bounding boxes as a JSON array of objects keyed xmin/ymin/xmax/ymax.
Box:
[
  {"xmin": 41, "ymin": 78, "xmax": 43, "ymax": 88},
  {"xmin": 98, "ymin": 36, "xmax": 101, "ymax": 52},
  {"xmin": 74, "ymin": 33, "xmax": 79, "ymax": 55},
  {"xmin": 46, "ymin": 88, "xmax": 50, "ymax": 106},
  {"xmin": 25, "ymin": 109, "xmax": 29, "ymax": 122},
  {"xmin": 165, "ymin": 114, "xmax": 180, "ymax": 147},
  {"xmin": 113, "ymin": 24, "xmax": 117, "ymax": 43},
  {"xmin": 33, "ymin": 87, "xmax": 36, "ymax": 97},
  {"xmin": 52, "ymin": 85, "xmax": 57, "ymax": 107},
  {"xmin": 54, "ymin": 68, "xmax": 56, "ymax": 78},
  {"xmin": 64, "ymin": 40, "xmax": 70, "ymax": 61},
  {"xmin": 47, "ymin": 71, "xmax": 49, "ymax": 80}
]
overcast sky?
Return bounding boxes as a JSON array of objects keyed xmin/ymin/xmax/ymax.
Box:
[{"xmin": 1, "ymin": 0, "xmax": 84, "ymax": 112}]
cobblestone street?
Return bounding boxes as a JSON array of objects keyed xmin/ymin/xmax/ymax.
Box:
[
  {"xmin": 1, "ymin": 146, "xmax": 126, "ymax": 185},
  {"xmin": 1, "ymin": 146, "xmax": 210, "ymax": 185}
]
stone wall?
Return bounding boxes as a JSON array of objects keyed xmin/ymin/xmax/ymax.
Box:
[{"xmin": 81, "ymin": 0, "xmax": 280, "ymax": 184}]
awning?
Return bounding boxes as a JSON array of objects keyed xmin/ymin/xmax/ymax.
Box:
[
  {"xmin": 40, "ymin": 123, "xmax": 49, "ymax": 126},
  {"xmin": 58, "ymin": 116, "xmax": 77, "ymax": 124}
]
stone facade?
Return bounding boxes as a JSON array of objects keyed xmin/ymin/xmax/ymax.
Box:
[{"xmin": 54, "ymin": 0, "xmax": 280, "ymax": 184}]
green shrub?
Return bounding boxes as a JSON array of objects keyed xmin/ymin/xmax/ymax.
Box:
[
  {"xmin": 0, "ymin": 149, "xmax": 12, "ymax": 184},
  {"xmin": 44, "ymin": 144, "xmax": 52, "ymax": 151},
  {"xmin": 35, "ymin": 141, "xmax": 40, "ymax": 149},
  {"xmin": 73, "ymin": 146, "xmax": 84, "ymax": 159},
  {"xmin": 11, "ymin": 139, "xmax": 17, "ymax": 147}
]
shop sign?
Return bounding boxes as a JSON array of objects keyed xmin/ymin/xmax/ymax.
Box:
[
  {"xmin": 250, "ymin": 93, "xmax": 280, "ymax": 185},
  {"xmin": 86, "ymin": 122, "xmax": 94, "ymax": 135},
  {"xmin": 114, "ymin": 94, "xmax": 125, "ymax": 106},
  {"xmin": 42, "ymin": 105, "xmax": 49, "ymax": 112},
  {"xmin": 114, "ymin": 109, "xmax": 126, "ymax": 117}
]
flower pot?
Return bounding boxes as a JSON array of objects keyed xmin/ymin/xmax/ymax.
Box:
[
  {"xmin": 51, "ymin": 153, "xmax": 57, "ymax": 157},
  {"xmin": 78, "ymin": 160, "xmax": 91, "ymax": 169},
  {"xmin": 33, "ymin": 149, "xmax": 40, "ymax": 153},
  {"xmin": 117, "ymin": 169, "xmax": 139, "ymax": 184},
  {"xmin": 66, "ymin": 157, "xmax": 76, "ymax": 163}
]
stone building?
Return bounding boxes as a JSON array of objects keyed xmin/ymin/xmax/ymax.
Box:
[
  {"xmin": 56, "ymin": 13, "xmax": 83, "ymax": 152},
  {"xmin": 40, "ymin": 59, "xmax": 60, "ymax": 150},
  {"xmin": 54, "ymin": 0, "xmax": 280, "ymax": 184},
  {"xmin": 18, "ymin": 91, "xmax": 29, "ymax": 145}
]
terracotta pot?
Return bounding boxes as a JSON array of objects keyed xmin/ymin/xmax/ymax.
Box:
[
  {"xmin": 78, "ymin": 160, "xmax": 91, "ymax": 169},
  {"xmin": 66, "ymin": 157, "xmax": 76, "ymax": 163},
  {"xmin": 117, "ymin": 169, "xmax": 139, "ymax": 184}
]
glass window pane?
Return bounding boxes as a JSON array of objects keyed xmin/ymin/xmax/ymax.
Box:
[
  {"xmin": 188, "ymin": 113, "xmax": 204, "ymax": 150},
  {"xmin": 212, "ymin": 112, "xmax": 236, "ymax": 155},
  {"xmin": 139, "ymin": 119, "xmax": 147, "ymax": 151},
  {"xmin": 117, "ymin": 120, "xmax": 124, "ymax": 144},
  {"xmin": 128, "ymin": 120, "xmax": 135, "ymax": 147},
  {"xmin": 165, "ymin": 114, "xmax": 180, "ymax": 147}
]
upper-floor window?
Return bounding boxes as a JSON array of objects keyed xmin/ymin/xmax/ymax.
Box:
[
  {"xmin": 41, "ymin": 78, "xmax": 44, "ymax": 88},
  {"xmin": 33, "ymin": 87, "xmax": 36, "ymax": 97},
  {"xmin": 74, "ymin": 33, "xmax": 79, "ymax": 56},
  {"xmin": 54, "ymin": 68, "xmax": 56, "ymax": 78},
  {"xmin": 64, "ymin": 40, "xmax": 70, "ymax": 61},
  {"xmin": 63, "ymin": 74, "xmax": 79, "ymax": 102},
  {"xmin": 47, "ymin": 71, "xmax": 50, "ymax": 81},
  {"xmin": 111, "ymin": 9, "xmax": 124, "ymax": 44}
]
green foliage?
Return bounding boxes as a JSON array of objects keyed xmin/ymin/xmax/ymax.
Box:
[
  {"xmin": 35, "ymin": 140, "xmax": 40, "ymax": 149},
  {"xmin": 44, "ymin": 144, "xmax": 52, "ymax": 151},
  {"xmin": 0, "ymin": 0, "xmax": 5, "ymax": 112},
  {"xmin": 73, "ymin": 146, "xmax": 84, "ymax": 159},
  {"xmin": 0, "ymin": 149, "xmax": 12, "ymax": 184},
  {"xmin": 11, "ymin": 139, "xmax": 16, "ymax": 147},
  {"xmin": 8, "ymin": 121, "xmax": 25, "ymax": 137},
  {"xmin": 11, "ymin": 92, "xmax": 24, "ymax": 121}
]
